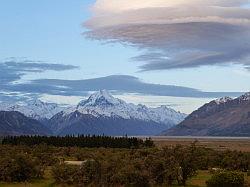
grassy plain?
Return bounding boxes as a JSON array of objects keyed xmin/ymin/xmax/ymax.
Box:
[{"xmin": 152, "ymin": 137, "xmax": 250, "ymax": 152}]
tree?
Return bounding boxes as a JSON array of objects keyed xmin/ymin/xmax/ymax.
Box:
[
  {"xmin": 144, "ymin": 138, "xmax": 154, "ymax": 147},
  {"xmin": 174, "ymin": 145, "xmax": 198, "ymax": 185}
]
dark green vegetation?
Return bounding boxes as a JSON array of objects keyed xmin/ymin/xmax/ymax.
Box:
[
  {"xmin": 0, "ymin": 140, "xmax": 250, "ymax": 186},
  {"xmin": 2, "ymin": 135, "xmax": 154, "ymax": 149},
  {"xmin": 0, "ymin": 137, "xmax": 250, "ymax": 187},
  {"xmin": 206, "ymin": 171, "xmax": 245, "ymax": 187}
]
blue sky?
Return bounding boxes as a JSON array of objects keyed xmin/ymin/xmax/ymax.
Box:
[
  {"xmin": 0, "ymin": 0, "xmax": 137, "ymax": 79},
  {"xmin": 0, "ymin": 0, "xmax": 250, "ymax": 113}
]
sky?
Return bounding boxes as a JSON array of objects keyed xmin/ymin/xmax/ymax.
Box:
[{"xmin": 0, "ymin": 0, "xmax": 250, "ymax": 113}]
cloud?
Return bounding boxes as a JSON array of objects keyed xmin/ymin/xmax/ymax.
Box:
[
  {"xmin": 3, "ymin": 57, "xmax": 78, "ymax": 72},
  {"xmin": 0, "ymin": 58, "xmax": 79, "ymax": 102},
  {"xmin": 84, "ymin": 0, "xmax": 250, "ymax": 71},
  {"xmin": 0, "ymin": 58, "xmax": 78, "ymax": 85},
  {"xmin": 0, "ymin": 93, "xmax": 37, "ymax": 104},
  {"xmin": 7, "ymin": 75, "xmax": 242, "ymax": 98},
  {"xmin": 0, "ymin": 57, "xmax": 243, "ymax": 101}
]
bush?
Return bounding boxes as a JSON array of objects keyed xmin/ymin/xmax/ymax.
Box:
[
  {"xmin": 52, "ymin": 160, "xmax": 101, "ymax": 186},
  {"xmin": 112, "ymin": 170, "xmax": 150, "ymax": 187},
  {"xmin": 77, "ymin": 160, "xmax": 101, "ymax": 185},
  {"xmin": 52, "ymin": 164, "xmax": 78, "ymax": 185},
  {"xmin": 206, "ymin": 171, "xmax": 244, "ymax": 187},
  {"xmin": 0, "ymin": 154, "xmax": 43, "ymax": 182}
]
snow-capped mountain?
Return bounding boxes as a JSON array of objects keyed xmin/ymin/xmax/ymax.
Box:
[
  {"xmin": 49, "ymin": 90, "xmax": 186, "ymax": 136},
  {"xmin": 64, "ymin": 90, "xmax": 186, "ymax": 125},
  {"xmin": 163, "ymin": 92, "xmax": 250, "ymax": 136},
  {"xmin": 0, "ymin": 90, "xmax": 186, "ymax": 136},
  {"xmin": 0, "ymin": 99, "xmax": 63, "ymax": 121}
]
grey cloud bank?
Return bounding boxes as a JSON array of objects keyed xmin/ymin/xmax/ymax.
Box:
[
  {"xmin": 85, "ymin": 0, "xmax": 250, "ymax": 71},
  {"xmin": 3, "ymin": 75, "xmax": 242, "ymax": 100}
]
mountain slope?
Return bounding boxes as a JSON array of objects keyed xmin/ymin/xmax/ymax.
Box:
[
  {"xmin": 50, "ymin": 111, "xmax": 169, "ymax": 136},
  {"xmin": 0, "ymin": 111, "xmax": 51, "ymax": 136},
  {"xmin": 163, "ymin": 93, "xmax": 250, "ymax": 137},
  {"xmin": 49, "ymin": 90, "xmax": 186, "ymax": 136}
]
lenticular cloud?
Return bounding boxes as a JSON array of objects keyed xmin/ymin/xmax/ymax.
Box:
[{"xmin": 84, "ymin": 0, "xmax": 250, "ymax": 71}]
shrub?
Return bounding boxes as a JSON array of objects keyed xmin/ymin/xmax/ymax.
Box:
[
  {"xmin": 52, "ymin": 160, "xmax": 101, "ymax": 186},
  {"xmin": 112, "ymin": 170, "xmax": 150, "ymax": 187},
  {"xmin": 0, "ymin": 154, "xmax": 43, "ymax": 182},
  {"xmin": 77, "ymin": 160, "xmax": 101, "ymax": 185},
  {"xmin": 206, "ymin": 171, "xmax": 244, "ymax": 187}
]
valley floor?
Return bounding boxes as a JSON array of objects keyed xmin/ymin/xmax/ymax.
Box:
[{"xmin": 151, "ymin": 136, "xmax": 250, "ymax": 152}]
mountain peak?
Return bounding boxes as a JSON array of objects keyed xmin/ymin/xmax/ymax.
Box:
[
  {"xmin": 215, "ymin": 96, "xmax": 233, "ymax": 105},
  {"xmin": 238, "ymin": 92, "xmax": 250, "ymax": 102},
  {"xmin": 78, "ymin": 90, "xmax": 123, "ymax": 107},
  {"xmin": 27, "ymin": 99, "xmax": 46, "ymax": 107}
]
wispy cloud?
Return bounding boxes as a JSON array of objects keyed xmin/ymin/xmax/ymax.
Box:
[
  {"xmin": 84, "ymin": 0, "xmax": 250, "ymax": 71},
  {"xmin": 2, "ymin": 57, "xmax": 78, "ymax": 72},
  {"xmin": 0, "ymin": 57, "xmax": 79, "ymax": 102},
  {"xmin": 0, "ymin": 58, "xmax": 78, "ymax": 85}
]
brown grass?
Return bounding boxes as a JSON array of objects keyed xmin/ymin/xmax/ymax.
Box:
[{"xmin": 152, "ymin": 137, "xmax": 250, "ymax": 152}]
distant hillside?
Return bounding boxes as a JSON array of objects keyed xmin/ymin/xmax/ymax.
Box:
[
  {"xmin": 163, "ymin": 92, "xmax": 250, "ymax": 137},
  {"xmin": 0, "ymin": 111, "xmax": 51, "ymax": 136}
]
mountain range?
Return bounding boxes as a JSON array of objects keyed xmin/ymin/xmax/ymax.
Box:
[
  {"xmin": 0, "ymin": 99, "xmax": 63, "ymax": 121},
  {"xmin": 1, "ymin": 90, "xmax": 250, "ymax": 137},
  {"xmin": 163, "ymin": 92, "xmax": 250, "ymax": 137},
  {"xmin": 0, "ymin": 90, "xmax": 186, "ymax": 136}
]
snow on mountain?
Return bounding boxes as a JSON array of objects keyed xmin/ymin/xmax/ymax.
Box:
[
  {"xmin": 237, "ymin": 92, "xmax": 250, "ymax": 102},
  {"xmin": 213, "ymin": 93, "xmax": 250, "ymax": 106},
  {"xmin": 78, "ymin": 90, "xmax": 123, "ymax": 107},
  {"xmin": 215, "ymin": 97, "xmax": 233, "ymax": 105},
  {"xmin": 63, "ymin": 90, "xmax": 186, "ymax": 126},
  {"xmin": 0, "ymin": 99, "xmax": 63, "ymax": 120},
  {"xmin": 0, "ymin": 90, "xmax": 186, "ymax": 130},
  {"xmin": 163, "ymin": 91, "xmax": 250, "ymax": 136}
]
